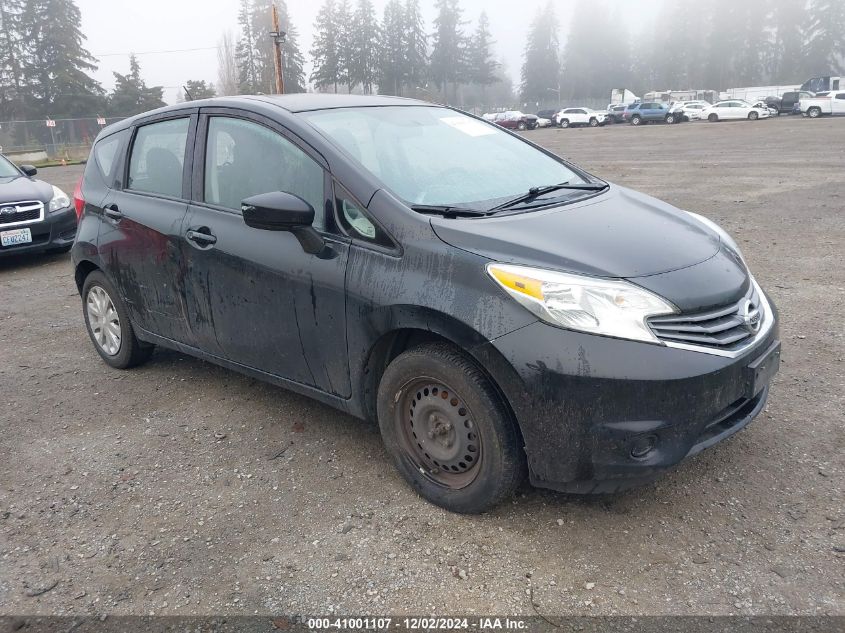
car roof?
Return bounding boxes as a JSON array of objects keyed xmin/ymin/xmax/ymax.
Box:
[{"xmin": 96, "ymin": 94, "xmax": 435, "ymax": 137}]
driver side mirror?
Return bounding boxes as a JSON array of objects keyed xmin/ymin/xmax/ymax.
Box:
[
  {"xmin": 241, "ymin": 191, "xmax": 327, "ymax": 256},
  {"xmin": 20, "ymin": 164, "xmax": 37, "ymax": 177}
]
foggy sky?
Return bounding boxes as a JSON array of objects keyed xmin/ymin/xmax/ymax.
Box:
[{"xmin": 77, "ymin": 0, "xmax": 658, "ymax": 104}]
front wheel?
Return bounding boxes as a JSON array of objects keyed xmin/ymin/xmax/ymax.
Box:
[
  {"xmin": 82, "ymin": 270, "xmax": 153, "ymax": 369},
  {"xmin": 377, "ymin": 343, "xmax": 526, "ymax": 514},
  {"xmin": 517, "ymin": 121, "xmax": 527, "ymax": 130},
  {"xmin": 559, "ymin": 119, "xmax": 570, "ymax": 128},
  {"xmin": 748, "ymin": 111, "xmax": 759, "ymax": 120},
  {"xmin": 589, "ymin": 117, "xmax": 599, "ymax": 127},
  {"xmin": 666, "ymin": 114, "xmax": 676, "ymax": 124},
  {"xmin": 630, "ymin": 116, "xmax": 642, "ymax": 126},
  {"xmin": 708, "ymin": 113, "xmax": 719, "ymax": 122}
]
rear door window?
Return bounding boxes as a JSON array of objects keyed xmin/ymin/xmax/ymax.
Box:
[{"xmin": 128, "ymin": 118, "xmax": 190, "ymax": 198}]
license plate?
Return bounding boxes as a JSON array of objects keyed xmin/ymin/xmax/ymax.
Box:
[
  {"xmin": 745, "ymin": 341, "xmax": 781, "ymax": 398},
  {"xmin": 0, "ymin": 227, "xmax": 32, "ymax": 247}
]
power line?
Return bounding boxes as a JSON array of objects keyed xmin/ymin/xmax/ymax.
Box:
[{"xmin": 94, "ymin": 46, "xmax": 220, "ymax": 58}]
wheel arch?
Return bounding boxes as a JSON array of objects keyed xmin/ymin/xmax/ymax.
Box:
[
  {"xmin": 74, "ymin": 259, "xmax": 101, "ymax": 295},
  {"xmin": 356, "ymin": 307, "xmax": 525, "ymax": 436}
]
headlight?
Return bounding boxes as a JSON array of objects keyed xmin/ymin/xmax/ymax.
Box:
[
  {"xmin": 49, "ymin": 185, "xmax": 71, "ymax": 213},
  {"xmin": 487, "ymin": 264, "xmax": 677, "ymax": 344},
  {"xmin": 685, "ymin": 211, "xmax": 746, "ymax": 265}
]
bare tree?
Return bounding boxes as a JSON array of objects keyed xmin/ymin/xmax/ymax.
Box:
[{"xmin": 217, "ymin": 30, "xmax": 239, "ymax": 96}]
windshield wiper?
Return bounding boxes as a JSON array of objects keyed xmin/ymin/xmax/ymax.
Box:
[
  {"xmin": 410, "ymin": 204, "xmax": 493, "ymax": 218},
  {"xmin": 491, "ymin": 182, "xmax": 608, "ymax": 211}
]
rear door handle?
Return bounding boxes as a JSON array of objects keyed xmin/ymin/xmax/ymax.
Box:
[
  {"xmin": 103, "ymin": 204, "xmax": 122, "ymax": 220},
  {"xmin": 186, "ymin": 229, "xmax": 217, "ymax": 246}
]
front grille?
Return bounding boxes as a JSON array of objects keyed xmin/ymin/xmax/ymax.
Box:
[
  {"xmin": 0, "ymin": 200, "xmax": 44, "ymax": 226},
  {"xmin": 648, "ymin": 283, "xmax": 763, "ymax": 351}
]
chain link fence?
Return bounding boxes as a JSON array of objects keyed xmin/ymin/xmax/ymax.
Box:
[{"xmin": 0, "ymin": 117, "xmax": 124, "ymax": 162}]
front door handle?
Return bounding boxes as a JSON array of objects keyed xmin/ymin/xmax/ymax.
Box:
[
  {"xmin": 186, "ymin": 228, "xmax": 217, "ymax": 246},
  {"xmin": 103, "ymin": 204, "xmax": 122, "ymax": 220}
]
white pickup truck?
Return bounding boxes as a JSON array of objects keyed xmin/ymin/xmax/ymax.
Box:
[{"xmin": 801, "ymin": 91, "xmax": 845, "ymax": 117}]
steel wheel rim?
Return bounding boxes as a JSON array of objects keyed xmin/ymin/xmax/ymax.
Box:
[
  {"xmin": 395, "ymin": 377, "xmax": 482, "ymax": 490},
  {"xmin": 86, "ymin": 285, "xmax": 121, "ymax": 356}
]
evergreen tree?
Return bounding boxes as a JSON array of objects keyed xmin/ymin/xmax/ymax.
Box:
[
  {"xmin": 430, "ymin": 0, "xmax": 468, "ymax": 102},
  {"xmin": 804, "ymin": 0, "xmax": 845, "ymax": 74},
  {"xmin": 646, "ymin": 0, "xmax": 699, "ymax": 89},
  {"xmin": 335, "ymin": 0, "xmax": 355, "ymax": 92},
  {"xmin": 350, "ymin": 0, "xmax": 380, "ymax": 94},
  {"xmin": 108, "ymin": 55, "xmax": 165, "ymax": 117},
  {"xmin": 19, "ymin": 0, "xmax": 104, "ymax": 118},
  {"xmin": 378, "ymin": 0, "xmax": 405, "ymax": 95},
  {"xmin": 402, "ymin": 0, "xmax": 428, "ymax": 94},
  {"xmin": 311, "ymin": 0, "xmax": 342, "ymax": 92},
  {"xmin": 236, "ymin": 0, "xmax": 260, "ymax": 93},
  {"xmin": 0, "ymin": 0, "xmax": 26, "ymax": 119},
  {"xmin": 276, "ymin": 0, "xmax": 307, "ymax": 93},
  {"xmin": 466, "ymin": 12, "xmax": 498, "ymax": 88},
  {"xmin": 521, "ymin": 3, "xmax": 559, "ymax": 104},
  {"xmin": 769, "ymin": 0, "xmax": 806, "ymax": 83},
  {"xmin": 182, "ymin": 80, "xmax": 217, "ymax": 101}
]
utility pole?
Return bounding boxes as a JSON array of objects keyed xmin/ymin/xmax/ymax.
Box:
[{"xmin": 270, "ymin": 3, "xmax": 286, "ymax": 94}]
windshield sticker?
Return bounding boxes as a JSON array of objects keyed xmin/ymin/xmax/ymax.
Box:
[{"xmin": 439, "ymin": 116, "xmax": 497, "ymax": 137}]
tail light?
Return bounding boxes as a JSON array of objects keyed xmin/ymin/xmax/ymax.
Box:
[{"xmin": 73, "ymin": 177, "xmax": 84, "ymax": 220}]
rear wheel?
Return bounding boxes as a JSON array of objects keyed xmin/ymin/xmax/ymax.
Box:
[
  {"xmin": 82, "ymin": 271, "xmax": 153, "ymax": 369},
  {"xmin": 708, "ymin": 113, "xmax": 719, "ymax": 122},
  {"xmin": 377, "ymin": 343, "xmax": 526, "ymax": 514},
  {"xmin": 808, "ymin": 107, "xmax": 821, "ymax": 118},
  {"xmin": 630, "ymin": 115, "xmax": 642, "ymax": 126}
]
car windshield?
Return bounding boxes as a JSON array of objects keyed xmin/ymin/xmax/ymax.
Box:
[
  {"xmin": 301, "ymin": 106, "xmax": 587, "ymax": 209},
  {"xmin": 0, "ymin": 155, "xmax": 21, "ymax": 178}
]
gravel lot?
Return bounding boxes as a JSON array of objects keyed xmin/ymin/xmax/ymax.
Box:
[{"xmin": 1, "ymin": 116, "xmax": 843, "ymax": 618}]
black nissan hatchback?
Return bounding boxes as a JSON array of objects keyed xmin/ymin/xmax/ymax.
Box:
[{"xmin": 71, "ymin": 95, "xmax": 780, "ymax": 513}]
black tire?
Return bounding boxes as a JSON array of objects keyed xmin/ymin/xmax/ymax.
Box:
[
  {"xmin": 666, "ymin": 114, "xmax": 676, "ymax": 124},
  {"xmin": 517, "ymin": 121, "xmax": 527, "ymax": 130},
  {"xmin": 82, "ymin": 270, "xmax": 153, "ymax": 369},
  {"xmin": 630, "ymin": 115, "xmax": 642, "ymax": 126},
  {"xmin": 748, "ymin": 111, "xmax": 758, "ymax": 120},
  {"xmin": 808, "ymin": 107, "xmax": 821, "ymax": 119},
  {"xmin": 589, "ymin": 117, "xmax": 599, "ymax": 127},
  {"xmin": 559, "ymin": 119, "xmax": 570, "ymax": 128},
  {"xmin": 708, "ymin": 113, "xmax": 719, "ymax": 122},
  {"xmin": 377, "ymin": 343, "xmax": 527, "ymax": 514}
]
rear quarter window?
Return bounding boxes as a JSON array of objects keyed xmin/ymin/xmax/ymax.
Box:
[{"xmin": 91, "ymin": 130, "xmax": 127, "ymax": 184}]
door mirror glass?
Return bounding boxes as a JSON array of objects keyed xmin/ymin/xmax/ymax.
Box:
[
  {"xmin": 241, "ymin": 191, "xmax": 314, "ymax": 231},
  {"xmin": 20, "ymin": 164, "xmax": 37, "ymax": 177}
]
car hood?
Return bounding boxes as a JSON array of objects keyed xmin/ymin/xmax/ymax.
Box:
[
  {"xmin": 431, "ymin": 185, "xmax": 722, "ymax": 279},
  {"xmin": 0, "ymin": 175, "xmax": 52, "ymax": 205}
]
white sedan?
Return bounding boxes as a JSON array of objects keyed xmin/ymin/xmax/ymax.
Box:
[
  {"xmin": 535, "ymin": 117, "xmax": 553, "ymax": 128},
  {"xmin": 701, "ymin": 100, "xmax": 770, "ymax": 122},
  {"xmin": 555, "ymin": 108, "xmax": 607, "ymax": 128}
]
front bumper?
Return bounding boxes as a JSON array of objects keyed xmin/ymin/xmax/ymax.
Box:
[
  {"xmin": 0, "ymin": 207, "xmax": 77, "ymax": 257},
  {"xmin": 477, "ymin": 302, "xmax": 780, "ymax": 493}
]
